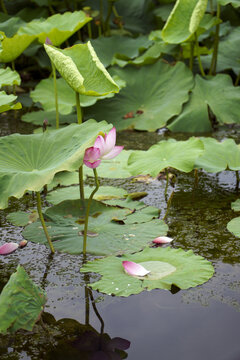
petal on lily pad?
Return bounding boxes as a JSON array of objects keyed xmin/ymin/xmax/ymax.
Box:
[
  {"xmin": 122, "ymin": 261, "xmax": 150, "ymax": 276},
  {"xmin": 153, "ymin": 236, "xmax": 173, "ymax": 244},
  {"xmin": 0, "ymin": 242, "xmax": 19, "ymax": 255}
]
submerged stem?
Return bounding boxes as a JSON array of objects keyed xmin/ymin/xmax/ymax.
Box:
[
  {"xmin": 163, "ymin": 190, "xmax": 174, "ymax": 221},
  {"xmin": 36, "ymin": 192, "xmax": 55, "ymax": 254},
  {"xmin": 83, "ymin": 169, "xmax": 99, "ymax": 255},
  {"xmin": 51, "ymin": 61, "xmax": 59, "ymax": 129},
  {"xmin": 75, "ymin": 91, "xmax": 82, "ymax": 124}
]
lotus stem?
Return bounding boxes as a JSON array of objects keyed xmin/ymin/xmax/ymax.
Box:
[
  {"xmin": 1, "ymin": 0, "xmax": 7, "ymax": 14},
  {"xmin": 236, "ymin": 171, "xmax": 239, "ymax": 189},
  {"xmin": 87, "ymin": 22, "xmax": 92, "ymax": 39},
  {"xmin": 209, "ymin": 4, "xmax": 221, "ymax": 76},
  {"xmin": 235, "ymin": 73, "xmax": 240, "ymax": 86},
  {"xmin": 189, "ymin": 41, "xmax": 194, "ymax": 71},
  {"xmin": 194, "ymin": 168, "xmax": 199, "ymax": 187},
  {"xmin": 36, "ymin": 192, "xmax": 55, "ymax": 254},
  {"xmin": 51, "ymin": 61, "xmax": 59, "ymax": 129},
  {"xmin": 89, "ymin": 288, "xmax": 105, "ymax": 333},
  {"xmin": 79, "ymin": 165, "xmax": 85, "ymax": 211},
  {"xmin": 99, "ymin": 0, "xmax": 103, "ymax": 32},
  {"xmin": 195, "ymin": 33, "xmax": 206, "ymax": 77},
  {"xmin": 164, "ymin": 168, "xmax": 169, "ymax": 197},
  {"xmin": 85, "ymin": 286, "xmax": 90, "ymax": 325},
  {"xmin": 83, "ymin": 168, "xmax": 99, "ymax": 255},
  {"xmin": 163, "ymin": 190, "xmax": 174, "ymax": 221},
  {"xmin": 209, "ymin": 0, "xmax": 214, "ymax": 14},
  {"xmin": 75, "ymin": 91, "xmax": 82, "ymax": 124},
  {"xmin": 104, "ymin": 0, "xmax": 113, "ymax": 35}
]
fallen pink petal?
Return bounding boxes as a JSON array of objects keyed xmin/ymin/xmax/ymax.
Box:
[
  {"xmin": 153, "ymin": 236, "xmax": 173, "ymax": 244},
  {"xmin": 19, "ymin": 240, "xmax": 28, "ymax": 248},
  {"xmin": 0, "ymin": 242, "xmax": 19, "ymax": 255},
  {"xmin": 122, "ymin": 260, "xmax": 150, "ymax": 277}
]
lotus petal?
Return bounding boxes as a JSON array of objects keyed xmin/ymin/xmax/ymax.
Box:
[
  {"xmin": 101, "ymin": 146, "xmax": 124, "ymax": 160},
  {"xmin": 0, "ymin": 242, "xmax": 19, "ymax": 255},
  {"xmin": 122, "ymin": 260, "xmax": 150, "ymax": 277},
  {"xmin": 83, "ymin": 147, "xmax": 101, "ymax": 168},
  {"xmin": 153, "ymin": 236, "xmax": 173, "ymax": 244}
]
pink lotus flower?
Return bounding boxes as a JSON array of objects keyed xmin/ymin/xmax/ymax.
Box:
[
  {"xmin": 122, "ymin": 261, "xmax": 150, "ymax": 277},
  {"xmin": 152, "ymin": 236, "xmax": 173, "ymax": 244},
  {"xmin": 83, "ymin": 127, "xmax": 124, "ymax": 169},
  {"xmin": 0, "ymin": 242, "xmax": 19, "ymax": 255}
]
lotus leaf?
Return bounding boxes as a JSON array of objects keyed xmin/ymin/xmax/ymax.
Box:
[
  {"xmin": 23, "ymin": 200, "xmax": 168, "ymax": 255},
  {"xmin": 46, "ymin": 186, "xmax": 128, "ymax": 205},
  {"xmin": 227, "ymin": 217, "xmax": 240, "ymax": 238},
  {"xmin": 0, "ymin": 120, "xmax": 111, "ymax": 209},
  {"xmin": 85, "ymin": 61, "xmax": 194, "ymax": 131},
  {"xmin": 0, "ymin": 91, "xmax": 22, "ymax": 113},
  {"xmin": 195, "ymin": 138, "xmax": 240, "ymax": 173},
  {"xmin": 0, "ymin": 14, "xmax": 26, "ymax": 37},
  {"xmin": 168, "ymin": 74, "xmax": 240, "ymax": 132},
  {"xmin": 80, "ymin": 247, "xmax": 214, "ymax": 296},
  {"xmin": 0, "ymin": 265, "xmax": 47, "ymax": 334},
  {"xmin": 217, "ymin": 0, "xmax": 240, "ymax": 7},
  {"xmin": 162, "ymin": 0, "xmax": 208, "ymax": 44},
  {"xmin": 90, "ymin": 35, "xmax": 152, "ymax": 67},
  {"xmin": 0, "ymin": 67, "xmax": 21, "ymax": 87},
  {"xmin": 231, "ymin": 199, "xmax": 240, "ymax": 212},
  {"xmin": 0, "ymin": 32, "xmax": 36, "ymax": 63},
  {"xmin": 7, "ymin": 210, "xmax": 39, "ymax": 226},
  {"xmin": 18, "ymin": 11, "xmax": 91, "ymax": 46},
  {"xmin": 21, "ymin": 110, "xmax": 77, "ymax": 127},
  {"xmin": 127, "ymin": 138, "xmax": 204, "ymax": 177},
  {"xmin": 154, "ymin": 4, "xmax": 174, "ymax": 22},
  {"xmin": 44, "ymin": 42, "xmax": 119, "ymax": 96}
]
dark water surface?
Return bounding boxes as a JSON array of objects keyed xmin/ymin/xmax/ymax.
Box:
[{"xmin": 0, "ymin": 114, "xmax": 240, "ymax": 360}]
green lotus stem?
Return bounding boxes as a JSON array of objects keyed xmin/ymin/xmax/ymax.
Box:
[
  {"xmin": 79, "ymin": 165, "xmax": 85, "ymax": 210},
  {"xmin": 189, "ymin": 41, "xmax": 195, "ymax": 71},
  {"xmin": 36, "ymin": 192, "xmax": 55, "ymax": 254},
  {"xmin": 235, "ymin": 73, "xmax": 240, "ymax": 86},
  {"xmin": 51, "ymin": 61, "xmax": 59, "ymax": 129},
  {"xmin": 1, "ymin": 0, "xmax": 7, "ymax": 14},
  {"xmin": 99, "ymin": 0, "xmax": 103, "ymax": 30},
  {"xmin": 83, "ymin": 168, "xmax": 99, "ymax": 255},
  {"xmin": 75, "ymin": 91, "xmax": 82, "ymax": 124},
  {"xmin": 87, "ymin": 22, "xmax": 92, "ymax": 39},
  {"xmin": 164, "ymin": 168, "xmax": 169, "ymax": 196},
  {"xmin": 209, "ymin": 0, "xmax": 214, "ymax": 14},
  {"xmin": 195, "ymin": 33, "xmax": 206, "ymax": 77},
  {"xmin": 163, "ymin": 190, "xmax": 174, "ymax": 221},
  {"xmin": 209, "ymin": 4, "xmax": 221, "ymax": 76},
  {"xmin": 194, "ymin": 168, "xmax": 199, "ymax": 187},
  {"xmin": 98, "ymin": 24, "xmax": 102, "ymax": 37},
  {"xmin": 104, "ymin": 0, "xmax": 113, "ymax": 35}
]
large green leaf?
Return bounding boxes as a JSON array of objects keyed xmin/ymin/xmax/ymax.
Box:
[
  {"xmin": 168, "ymin": 74, "xmax": 240, "ymax": 132},
  {"xmin": 44, "ymin": 42, "xmax": 119, "ymax": 96},
  {"xmin": 0, "ymin": 120, "xmax": 111, "ymax": 209},
  {"xmin": 217, "ymin": 0, "xmax": 240, "ymax": 7},
  {"xmin": 81, "ymin": 247, "xmax": 214, "ymax": 296},
  {"xmin": 0, "ymin": 32, "xmax": 36, "ymax": 62},
  {"xmin": 127, "ymin": 137, "xmax": 204, "ymax": 177},
  {"xmin": 0, "ymin": 91, "xmax": 22, "ymax": 113},
  {"xmin": 21, "ymin": 110, "xmax": 77, "ymax": 127},
  {"xmin": 18, "ymin": 11, "xmax": 91, "ymax": 46},
  {"xmin": 195, "ymin": 137, "xmax": 240, "ymax": 172},
  {"xmin": 162, "ymin": 0, "xmax": 208, "ymax": 43},
  {"xmin": 23, "ymin": 200, "xmax": 168, "ymax": 256},
  {"xmin": 0, "ymin": 67, "xmax": 21, "ymax": 87},
  {"xmin": 0, "ymin": 265, "xmax": 46, "ymax": 334},
  {"xmin": 85, "ymin": 62, "xmax": 194, "ymax": 131}
]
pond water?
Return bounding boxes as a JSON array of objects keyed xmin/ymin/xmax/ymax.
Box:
[{"xmin": 0, "ymin": 113, "xmax": 240, "ymax": 360}]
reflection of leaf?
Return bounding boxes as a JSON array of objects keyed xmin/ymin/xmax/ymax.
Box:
[
  {"xmin": 23, "ymin": 200, "xmax": 168, "ymax": 256},
  {"xmin": 168, "ymin": 74, "xmax": 240, "ymax": 132},
  {"xmin": 0, "ymin": 120, "xmax": 111, "ymax": 209},
  {"xmin": 128, "ymin": 138, "xmax": 204, "ymax": 177},
  {"xmin": 81, "ymin": 247, "xmax": 214, "ymax": 296},
  {"xmin": 0, "ymin": 265, "xmax": 47, "ymax": 334},
  {"xmin": 85, "ymin": 62, "xmax": 194, "ymax": 131}
]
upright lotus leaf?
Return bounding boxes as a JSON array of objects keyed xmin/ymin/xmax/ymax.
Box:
[
  {"xmin": 0, "ymin": 265, "xmax": 47, "ymax": 334},
  {"xmin": 195, "ymin": 138, "xmax": 240, "ymax": 172},
  {"xmin": 0, "ymin": 32, "xmax": 36, "ymax": 63},
  {"xmin": 18, "ymin": 11, "xmax": 91, "ymax": 46},
  {"xmin": 127, "ymin": 138, "xmax": 204, "ymax": 177},
  {"xmin": 168, "ymin": 74, "xmax": 240, "ymax": 132},
  {"xmin": 0, "ymin": 67, "xmax": 21, "ymax": 87},
  {"xmin": 90, "ymin": 35, "xmax": 152, "ymax": 67},
  {"xmin": 81, "ymin": 247, "xmax": 214, "ymax": 296},
  {"xmin": 217, "ymin": 0, "xmax": 240, "ymax": 7},
  {"xmin": 23, "ymin": 200, "xmax": 168, "ymax": 255},
  {"xmin": 85, "ymin": 61, "xmax": 194, "ymax": 131},
  {"xmin": 0, "ymin": 120, "xmax": 111, "ymax": 209},
  {"xmin": 0, "ymin": 91, "xmax": 22, "ymax": 113},
  {"xmin": 44, "ymin": 42, "xmax": 119, "ymax": 96},
  {"xmin": 46, "ymin": 185, "xmax": 128, "ymax": 205},
  {"xmin": 162, "ymin": 0, "xmax": 208, "ymax": 43}
]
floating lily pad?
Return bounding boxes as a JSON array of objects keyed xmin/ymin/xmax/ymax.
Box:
[
  {"xmin": 227, "ymin": 217, "xmax": 240, "ymax": 238},
  {"xmin": 21, "ymin": 110, "xmax": 77, "ymax": 127},
  {"xmin": 81, "ymin": 247, "xmax": 214, "ymax": 296},
  {"xmin": 7, "ymin": 210, "xmax": 39, "ymax": 226},
  {"xmin": 0, "ymin": 120, "xmax": 111, "ymax": 209},
  {"xmin": 46, "ymin": 186, "xmax": 128, "ymax": 205},
  {"xmin": 44, "ymin": 42, "xmax": 119, "ymax": 96},
  {"xmin": 85, "ymin": 61, "xmax": 194, "ymax": 131},
  {"xmin": 0, "ymin": 265, "xmax": 47, "ymax": 334},
  {"xmin": 162, "ymin": 0, "xmax": 208, "ymax": 43},
  {"xmin": 231, "ymin": 199, "xmax": 240, "ymax": 212},
  {"xmin": 0, "ymin": 32, "xmax": 36, "ymax": 63},
  {"xmin": 127, "ymin": 137, "xmax": 204, "ymax": 177},
  {"xmin": 23, "ymin": 200, "xmax": 168, "ymax": 255},
  {"xmin": 195, "ymin": 138, "xmax": 240, "ymax": 173},
  {"xmin": 18, "ymin": 11, "xmax": 91, "ymax": 46},
  {"xmin": 0, "ymin": 91, "xmax": 22, "ymax": 113},
  {"xmin": 0, "ymin": 67, "xmax": 21, "ymax": 87},
  {"xmin": 168, "ymin": 74, "xmax": 240, "ymax": 132}
]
